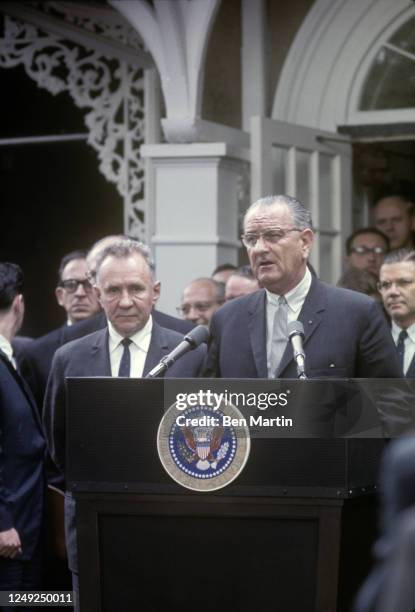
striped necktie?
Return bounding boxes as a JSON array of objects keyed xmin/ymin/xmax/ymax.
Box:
[{"xmin": 269, "ymin": 296, "xmax": 289, "ymax": 377}]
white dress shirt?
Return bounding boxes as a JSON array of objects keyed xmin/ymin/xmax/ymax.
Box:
[
  {"xmin": 391, "ymin": 320, "xmax": 415, "ymax": 375},
  {"xmin": 266, "ymin": 267, "xmax": 312, "ymax": 376},
  {"xmin": 108, "ymin": 316, "xmax": 153, "ymax": 377},
  {"xmin": 0, "ymin": 333, "xmax": 16, "ymax": 369}
]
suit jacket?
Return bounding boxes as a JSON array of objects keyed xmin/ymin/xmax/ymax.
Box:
[
  {"xmin": 22, "ymin": 311, "xmax": 193, "ymax": 411},
  {"xmin": 204, "ymin": 278, "xmax": 402, "ymax": 379},
  {"xmin": 405, "ymin": 355, "xmax": 415, "ymax": 378},
  {"xmin": 0, "ymin": 351, "xmax": 45, "ymax": 560},
  {"xmin": 62, "ymin": 309, "xmax": 193, "ymax": 345},
  {"xmin": 44, "ymin": 321, "xmax": 205, "ymax": 473},
  {"xmin": 42, "ymin": 322, "xmax": 205, "ymax": 573},
  {"xmin": 19, "ymin": 325, "xmax": 66, "ymax": 411},
  {"xmin": 11, "ymin": 335, "xmax": 33, "ymax": 367}
]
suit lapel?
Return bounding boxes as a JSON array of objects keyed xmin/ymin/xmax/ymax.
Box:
[
  {"xmin": 248, "ymin": 290, "xmax": 268, "ymax": 378},
  {"xmin": 143, "ymin": 323, "xmax": 170, "ymax": 377},
  {"xmin": 405, "ymin": 353, "xmax": 415, "ymax": 378},
  {"xmin": 90, "ymin": 329, "xmax": 112, "ymax": 375},
  {"xmin": 0, "ymin": 349, "xmax": 43, "ymax": 429},
  {"xmin": 276, "ymin": 278, "xmax": 327, "ymax": 377}
]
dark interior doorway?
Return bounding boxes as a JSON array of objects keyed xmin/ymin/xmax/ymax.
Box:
[{"xmin": 0, "ymin": 64, "xmax": 123, "ymax": 337}]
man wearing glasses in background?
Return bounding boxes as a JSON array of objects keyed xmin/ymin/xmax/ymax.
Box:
[
  {"xmin": 378, "ymin": 250, "xmax": 415, "ymax": 377},
  {"xmin": 204, "ymin": 194, "xmax": 400, "ymax": 379},
  {"xmin": 345, "ymin": 227, "xmax": 390, "ymax": 278},
  {"xmin": 20, "ymin": 251, "xmax": 100, "ymax": 409},
  {"xmin": 178, "ymin": 278, "xmax": 225, "ymax": 326}
]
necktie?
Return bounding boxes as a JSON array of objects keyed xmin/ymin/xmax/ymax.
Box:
[
  {"xmin": 396, "ymin": 329, "xmax": 408, "ymax": 374},
  {"xmin": 269, "ymin": 296, "xmax": 289, "ymax": 377},
  {"xmin": 118, "ymin": 338, "xmax": 132, "ymax": 377}
]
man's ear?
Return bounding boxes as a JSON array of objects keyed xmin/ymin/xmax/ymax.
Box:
[
  {"xmin": 12, "ymin": 294, "xmax": 24, "ymax": 314},
  {"xmin": 300, "ymin": 228, "xmax": 315, "ymax": 258},
  {"xmin": 94, "ymin": 285, "xmax": 103, "ymax": 308},
  {"xmin": 55, "ymin": 287, "xmax": 65, "ymax": 307},
  {"xmin": 153, "ymin": 281, "xmax": 161, "ymax": 305}
]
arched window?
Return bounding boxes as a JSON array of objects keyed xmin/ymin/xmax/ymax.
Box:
[{"xmin": 359, "ymin": 15, "xmax": 415, "ymax": 112}]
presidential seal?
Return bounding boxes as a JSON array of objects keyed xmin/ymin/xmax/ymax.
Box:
[{"xmin": 157, "ymin": 401, "xmax": 250, "ymax": 492}]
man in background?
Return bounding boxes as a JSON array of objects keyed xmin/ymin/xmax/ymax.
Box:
[
  {"xmin": 225, "ymin": 266, "xmax": 259, "ymax": 301},
  {"xmin": 0, "ymin": 263, "xmax": 45, "ymax": 597},
  {"xmin": 378, "ymin": 250, "xmax": 415, "ymax": 377},
  {"xmin": 179, "ymin": 278, "xmax": 225, "ymax": 326},
  {"xmin": 345, "ymin": 227, "xmax": 389, "ymax": 277},
  {"xmin": 211, "ymin": 263, "xmax": 237, "ymax": 284},
  {"xmin": 374, "ymin": 192, "xmax": 415, "ymax": 251},
  {"xmin": 21, "ymin": 250, "xmax": 100, "ymax": 408}
]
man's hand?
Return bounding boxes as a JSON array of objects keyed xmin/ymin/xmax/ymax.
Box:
[{"xmin": 0, "ymin": 528, "xmax": 22, "ymax": 558}]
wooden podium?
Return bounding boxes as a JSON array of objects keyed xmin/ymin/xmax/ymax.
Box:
[{"xmin": 66, "ymin": 378, "xmax": 388, "ymax": 612}]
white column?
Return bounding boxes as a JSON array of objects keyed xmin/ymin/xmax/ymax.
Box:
[
  {"xmin": 111, "ymin": 0, "xmax": 221, "ymax": 143},
  {"xmin": 141, "ymin": 143, "xmax": 249, "ymax": 315},
  {"xmin": 241, "ymin": 0, "xmax": 266, "ymax": 131}
]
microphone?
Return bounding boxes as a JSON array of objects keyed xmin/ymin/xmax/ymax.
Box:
[
  {"xmin": 287, "ymin": 320, "xmax": 307, "ymax": 379},
  {"xmin": 146, "ymin": 325, "xmax": 209, "ymax": 378}
]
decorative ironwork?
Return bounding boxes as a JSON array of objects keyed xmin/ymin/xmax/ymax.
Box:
[{"xmin": 0, "ymin": 8, "xmax": 146, "ymax": 239}]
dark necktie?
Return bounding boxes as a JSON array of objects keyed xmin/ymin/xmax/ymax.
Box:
[
  {"xmin": 118, "ymin": 338, "xmax": 132, "ymax": 377},
  {"xmin": 269, "ymin": 296, "xmax": 289, "ymax": 377},
  {"xmin": 396, "ymin": 330, "xmax": 408, "ymax": 374}
]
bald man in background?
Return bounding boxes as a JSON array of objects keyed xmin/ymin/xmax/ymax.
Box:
[
  {"xmin": 374, "ymin": 193, "xmax": 415, "ymax": 251},
  {"xmin": 179, "ymin": 278, "xmax": 225, "ymax": 326}
]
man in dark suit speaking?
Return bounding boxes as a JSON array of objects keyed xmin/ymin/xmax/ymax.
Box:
[
  {"xmin": 43, "ymin": 239, "xmax": 206, "ymax": 603},
  {"xmin": 204, "ymin": 195, "xmax": 401, "ymax": 379}
]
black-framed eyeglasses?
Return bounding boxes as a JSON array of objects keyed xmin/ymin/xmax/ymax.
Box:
[
  {"xmin": 377, "ymin": 279, "xmax": 414, "ymax": 292},
  {"xmin": 350, "ymin": 246, "xmax": 386, "ymax": 255},
  {"xmin": 59, "ymin": 279, "xmax": 93, "ymax": 293},
  {"xmin": 241, "ymin": 228, "xmax": 302, "ymax": 248}
]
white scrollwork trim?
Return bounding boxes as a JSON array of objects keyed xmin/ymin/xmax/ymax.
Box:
[{"xmin": 0, "ymin": 13, "xmax": 146, "ymax": 239}]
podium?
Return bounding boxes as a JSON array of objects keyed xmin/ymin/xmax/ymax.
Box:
[{"xmin": 66, "ymin": 378, "xmax": 399, "ymax": 612}]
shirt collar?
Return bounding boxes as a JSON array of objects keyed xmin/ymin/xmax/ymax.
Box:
[
  {"xmin": 108, "ymin": 315, "xmax": 153, "ymax": 353},
  {"xmin": 266, "ymin": 267, "xmax": 312, "ymax": 313},
  {"xmin": 391, "ymin": 320, "xmax": 415, "ymax": 343},
  {"xmin": 0, "ymin": 334, "xmax": 13, "ymax": 362}
]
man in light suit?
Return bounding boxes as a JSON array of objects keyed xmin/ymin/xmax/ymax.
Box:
[
  {"xmin": 0, "ymin": 263, "xmax": 45, "ymax": 598},
  {"xmin": 43, "ymin": 239, "xmax": 206, "ymax": 601},
  {"xmin": 204, "ymin": 195, "xmax": 401, "ymax": 380},
  {"xmin": 378, "ymin": 249, "xmax": 415, "ymax": 377}
]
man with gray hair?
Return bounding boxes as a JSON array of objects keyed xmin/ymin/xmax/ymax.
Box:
[
  {"xmin": 204, "ymin": 194, "xmax": 400, "ymax": 379},
  {"xmin": 62, "ymin": 235, "xmax": 193, "ymax": 345},
  {"xmin": 43, "ymin": 239, "xmax": 206, "ymax": 602},
  {"xmin": 377, "ymin": 249, "xmax": 415, "ymax": 377}
]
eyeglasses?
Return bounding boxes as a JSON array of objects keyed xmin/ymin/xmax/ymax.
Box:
[
  {"xmin": 377, "ymin": 279, "xmax": 415, "ymax": 292},
  {"xmin": 176, "ymin": 301, "xmax": 222, "ymax": 316},
  {"xmin": 59, "ymin": 279, "xmax": 93, "ymax": 293},
  {"xmin": 241, "ymin": 228, "xmax": 302, "ymax": 248},
  {"xmin": 350, "ymin": 246, "xmax": 386, "ymax": 255}
]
